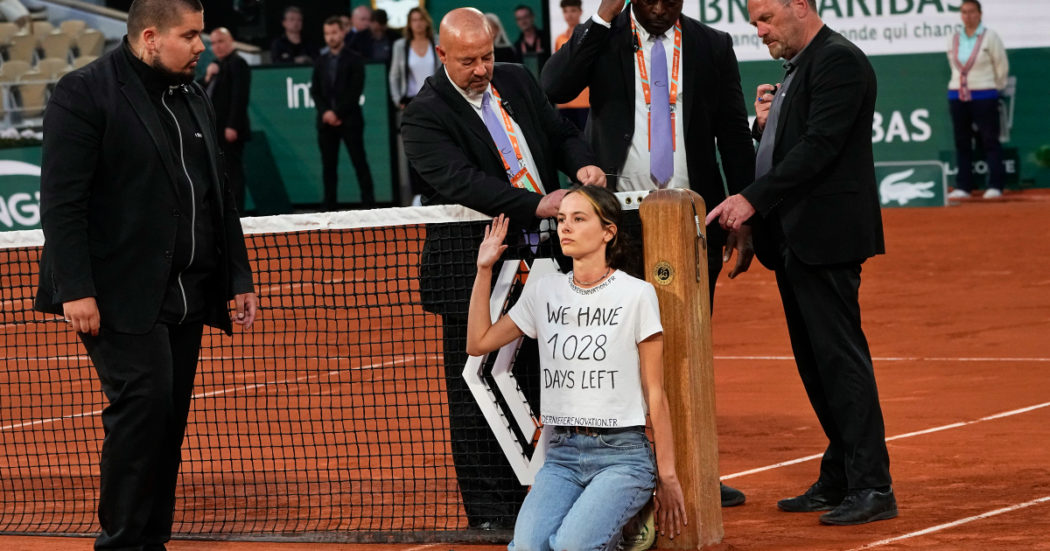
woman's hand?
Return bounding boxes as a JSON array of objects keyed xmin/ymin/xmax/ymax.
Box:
[
  {"xmin": 654, "ymin": 473, "xmax": 688, "ymax": 539},
  {"xmin": 477, "ymin": 214, "xmax": 509, "ymax": 270}
]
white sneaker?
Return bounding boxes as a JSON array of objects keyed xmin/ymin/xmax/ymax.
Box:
[
  {"xmin": 948, "ymin": 189, "xmax": 971, "ymax": 199},
  {"xmin": 983, "ymin": 188, "xmax": 1003, "ymax": 199}
]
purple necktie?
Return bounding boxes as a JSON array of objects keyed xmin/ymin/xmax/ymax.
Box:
[
  {"xmin": 482, "ymin": 91, "xmax": 521, "ymax": 175},
  {"xmin": 649, "ymin": 36, "xmax": 673, "ymax": 188}
]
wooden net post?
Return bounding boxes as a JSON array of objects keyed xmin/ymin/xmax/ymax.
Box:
[{"xmin": 639, "ymin": 189, "xmax": 724, "ymax": 548}]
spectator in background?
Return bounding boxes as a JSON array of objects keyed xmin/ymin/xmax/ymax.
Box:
[
  {"xmin": 946, "ymin": 0, "xmax": 1009, "ymax": 200},
  {"xmin": 486, "ymin": 12, "xmax": 520, "ymax": 63},
  {"xmin": 349, "ymin": 5, "xmax": 372, "ymax": 36},
  {"xmin": 203, "ymin": 27, "xmax": 251, "ymax": 211},
  {"xmin": 513, "ymin": 5, "xmax": 549, "ymax": 58},
  {"xmin": 390, "ymin": 7, "xmax": 438, "ymax": 109},
  {"xmin": 270, "ymin": 6, "xmax": 318, "ymax": 64},
  {"xmin": 312, "ymin": 16, "xmax": 375, "ymax": 209},
  {"xmin": 339, "ymin": 13, "xmax": 352, "ymax": 32},
  {"xmin": 390, "ymin": 6, "xmax": 439, "ymax": 205},
  {"xmin": 349, "ymin": 8, "xmax": 401, "ymax": 64},
  {"xmin": 553, "ymin": 0, "xmax": 589, "ymax": 131}
]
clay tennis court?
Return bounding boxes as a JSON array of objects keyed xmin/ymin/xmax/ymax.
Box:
[{"xmin": 3, "ymin": 192, "xmax": 1049, "ymax": 550}]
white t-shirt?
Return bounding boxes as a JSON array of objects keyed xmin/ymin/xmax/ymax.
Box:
[
  {"xmin": 406, "ymin": 46, "xmax": 435, "ymax": 98},
  {"xmin": 508, "ymin": 270, "xmax": 663, "ymax": 428}
]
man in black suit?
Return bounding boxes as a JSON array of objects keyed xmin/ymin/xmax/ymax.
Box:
[
  {"xmin": 34, "ymin": 0, "xmax": 258, "ymax": 548},
  {"xmin": 402, "ymin": 7, "xmax": 604, "ymax": 531},
  {"xmin": 707, "ymin": 0, "xmax": 896, "ymax": 526},
  {"xmin": 312, "ymin": 16, "xmax": 375, "ymax": 209},
  {"xmin": 203, "ymin": 27, "xmax": 250, "ymax": 210},
  {"xmin": 346, "ymin": 8, "xmax": 401, "ymax": 64},
  {"xmin": 542, "ymin": 0, "xmax": 755, "ymax": 508},
  {"xmin": 512, "ymin": 5, "xmax": 550, "ymax": 62},
  {"xmin": 270, "ymin": 5, "xmax": 317, "ymax": 65}
]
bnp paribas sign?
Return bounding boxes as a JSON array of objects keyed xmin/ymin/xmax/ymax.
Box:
[
  {"xmin": 875, "ymin": 160, "xmax": 947, "ymax": 208},
  {"xmin": 0, "ymin": 147, "xmax": 42, "ymax": 231}
]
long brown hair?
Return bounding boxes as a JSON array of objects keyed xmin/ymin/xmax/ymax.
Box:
[{"xmin": 403, "ymin": 7, "xmax": 434, "ymax": 41}]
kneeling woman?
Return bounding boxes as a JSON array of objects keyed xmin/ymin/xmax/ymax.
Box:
[{"xmin": 466, "ymin": 186, "xmax": 687, "ymax": 550}]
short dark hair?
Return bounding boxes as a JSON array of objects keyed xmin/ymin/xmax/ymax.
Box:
[
  {"xmin": 324, "ymin": 15, "xmax": 343, "ymax": 28},
  {"xmin": 560, "ymin": 0, "xmax": 582, "ymax": 8},
  {"xmin": 514, "ymin": 5, "xmax": 534, "ymax": 14},
  {"xmin": 127, "ymin": 0, "xmax": 202, "ymax": 39},
  {"xmin": 283, "ymin": 6, "xmax": 302, "ymax": 19},
  {"xmin": 372, "ymin": 9, "xmax": 388, "ymax": 25},
  {"xmin": 961, "ymin": 0, "xmax": 982, "ymax": 12}
]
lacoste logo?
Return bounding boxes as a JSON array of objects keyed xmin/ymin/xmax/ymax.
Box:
[
  {"xmin": 879, "ymin": 168, "xmax": 935, "ymax": 206},
  {"xmin": 194, "ymin": 132, "xmax": 204, "ymax": 139}
]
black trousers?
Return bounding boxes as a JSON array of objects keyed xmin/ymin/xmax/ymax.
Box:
[
  {"xmin": 221, "ymin": 138, "xmax": 246, "ymax": 212},
  {"xmin": 440, "ymin": 315, "xmax": 538, "ymax": 528},
  {"xmin": 79, "ymin": 322, "xmax": 205, "ymax": 551},
  {"xmin": 771, "ymin": 238, "xmax": 891, "ymax": 491},
  {"xmin": 949, "ymin": 97, "xmax": 1003, "ymax": 191},
  {"xmin": 318, "ymin": 122, "xmax": 375, "ymax": 210}
]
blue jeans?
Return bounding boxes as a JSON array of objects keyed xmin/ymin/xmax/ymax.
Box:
[{"xmin": 509, "ymin": 428, "xmax": 656, "ymax": 551}]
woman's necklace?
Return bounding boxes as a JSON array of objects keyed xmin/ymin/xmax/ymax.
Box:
[{"xmin": 573, "ymin": 267, "xmax": 612, "ymax": 287}]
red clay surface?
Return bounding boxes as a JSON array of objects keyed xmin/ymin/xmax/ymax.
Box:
[{"xmin": 4, "ymin": 192, "xmax": 1050, "ymax": 550}]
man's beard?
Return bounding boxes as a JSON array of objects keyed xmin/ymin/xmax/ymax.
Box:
[
  {"xmin": 464, "ymin": 85, "xmax": 485, "ymax": 101},
  {"xmin": 151, "ymin": 58, "xmax": 196, "ymax": 85}
]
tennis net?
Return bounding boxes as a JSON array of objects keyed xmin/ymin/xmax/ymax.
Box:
[{"xmin": 0, "ymin": 204, "xmax": 587, "ymax": 543}]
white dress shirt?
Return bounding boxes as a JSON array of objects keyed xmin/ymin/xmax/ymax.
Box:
[{"xmin": 592, "ymin": 12, "xmax": 689, "ymax": 191}]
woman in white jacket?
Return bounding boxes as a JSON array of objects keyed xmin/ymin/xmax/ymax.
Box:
[
  {"xmin": 946, "ymin": 0, "xmax": 1009, "ymax": 199},
  {"xmin": 388, "ymin": 7, "xmax": 440, "ymax": 108},
  {"xmin": 389, "ymin": 7, "xmax": 440, "ymax": 204}
]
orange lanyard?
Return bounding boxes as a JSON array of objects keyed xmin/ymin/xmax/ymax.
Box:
[
  {"xmin": 489, "ymin": 86, "xmax": 541, "ymax": 194},
  {"xmin": 631, "ymin": 17, "xmax": 681, "ymax": 152}
]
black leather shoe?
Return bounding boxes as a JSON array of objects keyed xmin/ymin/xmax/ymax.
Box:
[
  {"xmin": 819, "ymin": 488, "xmax": 898, "ymax": 525},
  {"xmin": 777, "ymin": 480, "xmax": 846, "ymax": 512},
  {"xmin": 721, "ymin": 483, "xmax": 746, "ymax": 507}
]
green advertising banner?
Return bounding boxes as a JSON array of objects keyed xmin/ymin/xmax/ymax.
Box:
[
  {"xmin": 875, "ymin": 160, "xmax": 946, "ymax": 208},
  {"xmin": 0, "ymin": 146, "xmax": 42, "ymax": 231},
  {"xmin": 247, "ymin": 63, "xmax": 395, "ymax": 206},
  {"xmin": 939, "ymin": 147, "xmax": 1020, "ymax": 189}
]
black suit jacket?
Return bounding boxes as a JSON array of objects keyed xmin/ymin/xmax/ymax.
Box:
[
  {"xmin": 542, "ymin": 10, "xmax": 755, "ymax": 226},
  {"xmin": 310, "ymin": 47, "xmax": 365, "ymax": 128},
  {"xmin": 742, "ymin": 26, "xmax": 885, "ymax": 267},
  {"xmin": 35, "ymin": 44, "xmax": 254, "ymax": 334},
  {"xmin": 347, "ymin": 28, "xmax": 402, "ymax": 62},
  {"xmin": 206, "ymin": 51, "xmax": 251, "ymax": 139},
  {"xmin": 402, "ymin": 63, "xmax": 595, "ymax": 314}
]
